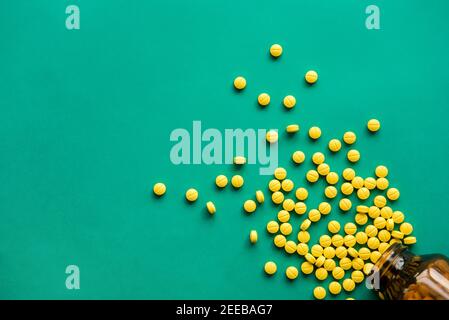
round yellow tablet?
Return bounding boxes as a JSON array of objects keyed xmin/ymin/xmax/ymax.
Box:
[
  {"xmin": 301, "ymin": 261, "xmax": 314, "ymax": 275},
  {"xmin": 306, "ymin": 170, "xmax": 319, "ymax": 183},
  {"xmin": 386, "ymin": 187, "xmax": 400, "ymax": 201},
  {"xmin": 352, "ymin": 176, "xmax": 364, "ymax": 189},
  {"xmin": 315, "ymin": 256, "xmax": 325, "ymax": 268},
  {"xmin": 340, "ymin": 258, "xmax": 352, "ymax": 270},
  {"xmin": 231, "ymin": 175, "xmax": 244, "ymax": 188},
  {"xmin": 284, "ymin": 240, "xmax": 297, "ymax": 254},
  {"xmin": 375, "ymin": 165, "xmax": 389, "ymax": 178},
  {"xmin": 352, "ymin": 270, "xmax": 364, "ymax": 283},
  {"xmin": 344, "ymin": 222, "xmax": 357, "ymax": 235},
  {"xmin": 243, "ymin": 200, "xmax": 257, "ymax": 213},
  {"xmin": 297, "ymin": 231, "xmax": 310, "ymax": 243},
  {"xmin": 328, "ymin": 139, "xmax": 341, "ymax": 152},
  {"xmin": 266, "ymin": 130, "xmax": 278, "ymax": 144},
  {"xmin": 268, "ymin": 179, "xmax": 281, "ymax": 192},
  {"xmin": 365, "ymin": 225, "xmax": 378, "ymax": 238},
  {"xmin": 280, "ymin": 223, "xmax": 293, "ymax": 236},
  {"xmin": 341, "ymin": 182, "xmax": 354, "ymax": 195},
  {"xmin": 328, "ymin": 220, "xmax": 341, "ymax": 234},
  {"xmin": 297, "ymin": 243, "xmax": 309, "ymax": 255},
  {"xmin": 358, "ymin": 247, "xmax": 371, "ymax": 260},
  {"xmin": 258, "ymin": 93, "xmax": 270, "ymax": 106},
  {"xmin": 283, "ymin": 199, "xmax": 295, "ymax": 212},
  {"xmin": 274, "ymin": 234, "xmax": 286, "ymax": 247},
  {"xmin": 343, "ymin": 168, "xmax": 356, "ymax": 181},
  {"xmin": 400, "ymin": 222, "xmax": 413, "ymax": 235},
  {"xmin": 374, "ymin": 217, "xmax": 387, "ymax": 229},
  {"xmin": 332, "ymin": 234, "xmax": 344, "ymax": 247},
  {"xmin": 319, "ymin": 235, "xmax": 332, "ymax": 248},
  {"xmin": 317, "ymin": 163, "xmax": 330, "ymax": 176},
  {"xmin": 305, "ymin": 253, "xmax": 316, "ymax": 264},
  {"xmin": 315, "ymin": 268, "xmax": 328, "ymax": 281},
  {"xmin": 342, "ymin": 278, "xmax": 356, "ymax": 292},
  {"xmin": 215, "ymin": 175, "xmax": 228, "ymax": 188},
  {"xmin": 376, "ymin": 177, "xmax": 389, "ymax": 190},
  {"xmin": 308, "ymin": 209, "xmax": 321, "ymax": 222},
  {"xmin": 343, "ymin": 131, "xmax": 357, "ymax": 145},
  {"xmin": 329, "ymin": 281, "xmax": 341, "ymax": 295},
  {"xmin": 300, "ymin": 219, "xmax": 312, "ymax": 231},
  {"xmin": 363, "ymin": 263, "xmax": 374, "ymax": 275},
  {"xmin": 323, "ymin": 249, "xmax": 336, "ymax": 261},
  {"xmin": 356, "ymin": 231, "xmax": 368, "ymax": 245},
  {"xmin": 311, "ymin": 244, "xmax": 324, "ymax": 258},
  {"xmin": 339, "ymin": 198, "xmax": 352, "ymax": 212},
  {"xmin": 332, "ymin": 267, "xmax": 345, "ymax": 280},
  {"xmin": 370, "ymin": 251, "xmax": 382, "ymax": 263},
  {"xmin": 357, "ymin": 187, "xmax": 370, "ymax": 200},
  {"xmin": 286, "ymin": 124, "xmax": 300, "ymax": 133},
  {"xmin": 311, "ymin": 152, "xmax": 325, "ymax": 165},
  {"xmin": 264, "ymin": 261, "xmax": 277, "ymax": 275},
  {"xmin": 295, "ymin": 187, "xmax": 308, "ymax": 201},
  {"xmin": 313, "ymin": 286, "xmax": 326, "ymax": 300},
  {"xmin": 266, "ymin": 221, "xmax": 279, "ymax": 234},
  {"xmin": 186, "ymin": 188, "xmax": 199, "ymax": 202},
  {"xmin": 233, "ymin": 156, "xmax": 247, "ymax": 165},
  {"xmin": 380, "ymin": 207, "xmax": 392, "ymax": 219},
  {"xmin": 153, "ymin": 182, "xmax": 166, "ymax": 196},
  {"xmin": 324, "ymin": 186, "xmax": 338, "ymax": 199},
  {"xmin": 309, "ymin": 126, "xmax": 322, "ymax": 140},
  {"xmin": 270, "ymin": 44, "xmax": 283, "ymax": 57},
  {"xmin": 392, "ymin": 211, "xmax": 404, "ymax": 224},
  {"xmin": 233, "ymin": 76, "xmax": 246, "ymax": 90},
  {"xmin": 367, "ymin": 237, "xmax": 380, "ymax": 250},
  {"xmin": 271, "ymin": 191, "xmax": 284, "ymax": 204},
  {"xmin": 355, "ymin": 213, "xmax": 368, "ymax": 226},
  {"xmin": 347, "ymin": 247, "xmax": 358, "ymax": 258},
  {"xmin": 368, "ymin": 206, "xmax": 380, "ymax": 219},
  {"xmin": 277, "ymin": 210, "xmax": 290, "ymax": 223},
  {"xmin": 206, "ymin": 201, "xmax": 216, "ymax": 214},
  {"xmin": 318, "ymin": 202, "xmax": 332, "ymax": 215},
  {"xmin": 274, "ymin": 167, "xmax": 287, "ymax": 180},
  {"xmin": 404, "ymin": 236, "xmax": 417, "ymax": 245},
  {"xmin": 344, "ymin": 235, "xmax": 356, "ymax": 247},
  {"xmin": 281, "ymin": 179, "xmax": 294, "ymax": 192},
  {"xmin": 347, "ymin": 149, "xmax": 360, "ymax": 163},
  {"xmin": 286, "ymin": 266, "xmax": 299, "ymax": 280},
  {"xmin": 378, "ymin": 242, "xmax": 390, "ymax": 254},
  {"xmin": 378, "ymin": 230, "xmax": 391, "ymax": 242},
  {"xmin": 283, "ymin": 95, "xmax": 296, "ymax": 109},
  {"xmin": 364, "ymin": 177, "xmax": 377, "ymax": 190},
  {"xmin": 336, "ymin": 246, "xmax": 348, "ymax": 259},
  {"xmin": 326, "ymin": 172, "xmax": 339, "ymax": 185},
  {"xmin": 256, "ymin": 190, "xmax": 265, "ymax": 204},
  {"xmin": 374, "ymin": 195, "xmax": 387, "ymax": 208},
  {"xmin": 367, "ymin": 119, "xmax": 381, "ymax": 132},
  {"xmin": 305, "ymin": 70, "xmax": 318, "ymax": 84},
  {"xmin": 295, "ymin": 202, "xmax": 307, "ymax": 215},
  {"xmin": 292, "ymin": 151, "xmax": 305, "ymax": 164},
  {"xmin": 386, "ymin": 219, "xmax": 394, "ymax": 231},
  {"xmin": 249, "ymin": 230, "xmax": 258, "ymax": 244}
]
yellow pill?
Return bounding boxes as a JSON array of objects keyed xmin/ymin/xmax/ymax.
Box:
[
  {"xmin": 298, "ymin": 230, "xmax": 310, "ymax": 243},
  {"xmin": 243, "ymin": 200, "xmax": 257, "ymax": 213},
  {"xmin": 364, "ymin": 177, "xmax": 377, "ymax": 190},
  {"xmin": 282, "ymin": 199, "xmax": 295, "ymax": 211},
  {"xmin": 387, "ymin": 187, "xmax": 400, "ymax": 201},
  {"xmin": 313, "ymin": 286, "xmax": 326, "ymax": 300},
  {"xmin": 332, "ymin": 266, "xmax": 345, "ymax": 280},
  {"xmin": 308, "ymin": 126, "xmax": 322, "ymax": 140},
  {"xmin": 305, "ymin": 70, "xmax": 318, "ymax": 84},
  {"xmin": 357, "ymin": 205, "xmax": 369, "ymax": 213},
  {"xmin": 286, "ymin": 266, "xmax": 299, "ymax": 280},
  {"xmin": 308, "ymin": 209, "xmax": 321, "ymax": 222},
  {"xmin": 324, "ymin": 248, "xmax": 336, "ymax": 260},
  {"xmin": 328, "ymin": 139, "xmax": 342, "ymax": 152},
  {"xmin": 186, "ymin": 188, "xmax": 199, "ymax": 202},
  {"xmin": 317, "ymin": 163, "xmax": 330, "ymax": 176},
  {"xmin": 324, "ymin": 186, "xmax": 338, "ymax": 199},
  {"xmin": 215, "ymin": 175, "xmax": 228, "ymax": 188},
  {"xmin": 315, "ymin": 268, "xmax": 328, "ymax": 281},
  {"xmin": 374, "ymin": 195, "xmax": 387, "ymax": 208},
  {"xmin": 380, "ymin": 206, "xmax": 393, "ymax": 219},
  {"xmin": 386, "ymin": 218, "xmax": 395, "ymax": 231},
  {"xmin": 352, "ymin": 270, "xmax": 365, "ymax": 283},
  {"xmin": 339, "ymin": 198, "xmax": 352, "ymax": 212},
  {"xmin": 256, "ymin": 190, "xmax": 265, "ymax": 204},
  {"xmin": 352, "ymin": 176, "xmax": 364, "ymax": 189},
  {"xmin": 233, "ymin": 76, "xmax": 246, "ymax": 90},
  {"xmin": 355, "ymin": 213, "xmax": 368, "ymax": 226},
  {"xmin": 328, "ymin": 220, "xmax": 341, "ymax": 234},
  {"xmin": 264, "ymin": 261, "xmax": 277, "ymax": 275},
  {"xmin": 367, "ymin": 237, "xmax": 380, "ymax": 250},
  {"xmin": 344, "ymin": 235, "xmax": 356, "ymax": 247},
  {"xmin": 286, "ymin": 124, "xmax": 300, "ymax": 133},
  {"xmin": 284, "ymin": 240, "xmax": 297, "ymax": 254},
  {"xmin": 347, "ymin": 247, "xmax": 358, "ymax": 258},
  {"xmin": 352, "ymin": 258, "xmax": 364, "ymax": 271},
  {"xmin": 404, "ymin": 236, "xmax": 417, "ymax": 245},
  {"xmin": 305, "ymin": 253, "xmax": 316, "ymax": 264},
  {"xmin": 283, "ymin": 95, "xmax": 296, "ymax": 109},
  {"xmin": 306, "ymin": 170, "xmax": 319, "ymax": 183},
  {"xmin": 267, "ymin": 221, "xmax": 280, "ymax": 234},
  {"xmin": 392, "ymin": 211, "xmax": 404, "ymax": 224},
  {"xmin": 281, "ymin": 179, "xmax": 294, "ymax": 192},
  {"xmin": 341, "ymin": 182, "xmax": 354, "ymax": 195},
  {"xmin": 336, "ymin": 246, "xmax": 348, "ymax": 259},
  {"xmin": 301, "ymin": 261, "xmax": 314, "ymax": 275},
  {"xmin": 370, "ymin": 251, "xmax": 382, "ymax": 263},
  {"xmin": 277, "ymin": 210, "xmax": 290, "ymax": 223},
  {"xmin": 343, "ymin": 131, "xmax": 357, "ymax": 145},
  {"xmin": 365, "ymin": 225, "xmax": 378, "ymax": 237},
  {"xmin": 315, "ymin": 256, "xmax": 325, "ymax": 268},
  {"xmin": 332, "ymin": 235, "xmax": 345, "ymax": 247},
  {"xmin": 268, "ymin": 179, "xmax": 281, "ymax": 192},
  {"xmin": 249, "ymin": 230, "xmax": 258, "ymax": 244},
  {"xmin": 343, "ymin": 168, "xmax": 356, "ymax": 181},
  {"xmin": 367, "ymin": 119, "xmax": 381, "ymax": 132},
  {"xmin": 374, "ymin": 217, "xmax": 387, "ymax": 229},
  {"xmin": 329, "ymin": 281, "xmax": 342, "ymax": 295},
  {"xmin": 153, "ymin": 182, "xmax": 166, "ymax": 196},
  {"xmin": 206, "ymin": 201, "xmax": 216, "ymax": 214},
  {"xmin": 233, "ymin": 156, "xmax": 246, "ymax": 165},
  {"xmin": 274, "ymin": 234, "xmax": 287, "ymax": 248},
  {"xmin": 295, "ymin": 202, "xmax": 307, "ymax": 215},
  {"xmin": 347, "ymin": 149, "xmax": 360, "ymax": 163},
  {"xmin": 363, "ymin": 263, "xmax": 374, "ymax": 275},
  {"xmin": 258, "ymin": 93, "xmax": 270, "ymax": 106},
  {"xmin": 375, "ymin": 165, "xmax": 389, "ymax": 178},
  {"xmin": 358, "ymin": 247, "xmax": 371, "ymax": 260},
  {"xmin": 292, "ymin": 150, "xmax": 306, "ymax": 164},
  {"xmin": 326, "ymin": 172, "xmax": 339, "ymax": 185},
  {"xmin": 271, "ymin": 191, "xmax": 284, "ymax": 204},
  {"xmin": 356, "ymin": 231, "xmax": 368, "ymax": 245},
  {"xmin": 297, "ymin": 243, "xmax": 309, "ymax": 256},
  {"xmin": 376, "ymin": 177, "xmax": 389, "ymax": 190},
  {"xmin": 357, "ymin": 187, "xmax": 370, "ymax": 200},
  {"xmin": 339, "ymin": 258, "xmax": 352, "ymax": 270},
  {"xmin": 319, "ymin": 235, "xmax": 332, "ymax": 247},
  {"xmin": 270, "ymin": 44, "xmax": 283, "ymax": 57},
  {"xmin": 280, "ymin": 223, "xmax": 293, "ymax": 236},
  {"xmin": 274, "ymin": 167, "xmax": 287, "ymax": 180},
  {"xmin": 311, "ymin": 152, "xmax": 325, "ymax": 165},
  {"xmin": 231, "ymin": 175, "xmax": 244, "ymax": 188},
  {"xmin": 368, "ymin": 206, "xmax": 380, "ymax": 219},
  {"xmin": 266, "ymin": 130, "xmax": 278, "ymax": 144},
  {"xmin": 344, "ymin": 223, "xmax": 357, "ymax": 235},
  {"xmin": 390, "ymin": 239, "xmax": 402, "ymax": 245},
  {"xmin": 378, "ymin": 230, "xmax": 391, "ymax": 242},
  {"xmin": 300, "ymin": 219, "xmax": 312, "ymax": 231},
  {"xmin": 310, "ymin": 245, "xmax": 323, "ymax": 258},
  {"xmin": 400, "ymin": 222, "xmax": 413, "ymax": 235},
  {"xmin": 318, "ymin": 202, "xmax": 332, "ymax": 215},
  {"xmin": 378, "ymin": 242, "xmax": 390, "ymax": 254}
]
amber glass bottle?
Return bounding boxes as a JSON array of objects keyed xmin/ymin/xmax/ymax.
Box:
[{"xmin": 369, "ymin": 243, "xmax": 449, "ymax": 300}]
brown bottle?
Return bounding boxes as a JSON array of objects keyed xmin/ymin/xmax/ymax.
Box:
[{"xmin": 368, "ymin": 243, "xmax": 449, "ymax": 300}]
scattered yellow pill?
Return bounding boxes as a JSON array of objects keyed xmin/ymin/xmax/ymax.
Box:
[
  {"xmin": 339, "ymin": 198, "xmax": 352, "ymax": 212},
  {"xmin": 357, "ymin": 205, "xmax": 370, "ymax": 213},
  {"xmin": 378, "ymin": 230, "xmax": 391, "ymax": 242},
  {"xmin": 347, "ymin": 149, "xmax": 360, "ymax": 163},
  {"xmin": 324, "ymin": 186, "xmax": 338, "ymax": 199},
  {"xmin": 305, "ymin": 253, "xmax": 317, "ymax": 264},
  {"xmin": 370, "ymin": 251, "xmax": 382, "ymax": 263},
  {"xmin": 301, "ymin": 261, "xmax": 314, "ymax": 275},
  {"xmin": 215, "ymin": 175, "xmax": 228, "ymax": 188},
  {"xmin": 318, "ymin": 202, "xmax": 332, "ymax": 215},
  {"xmin": 344, "ymin": 223, "xmax": 357, "ymax": 235},
  {"xmin": 277, "ymin": 210, "xmax": 290, "ymax": 223},
  {"xmin": 365, "ymin": 225, "xmax": 378, "ymax": 238},
  {"xmin": 319, "ymin": 235, "xmax": 332, "ymax": 247},
  {"xmin": 368, "ymin": 206, "xmax": 380, "ymax": 219},
  {"xmin": 266, "ymin": 130, "xmax": 278, "ymax": 144},
  {"xmin": 356, "ymin": 231, "xmax": 368, "ymax": 244},
  {"xmin": 256, "ymin": 190, "xmax": 265, "ymax": 204},
  {"xmin": 297, "ymin": 243, "xmax": 309, "ymax": 255},
  {"xmin": 264, "ymin": 261, "xmax": 277, "ymax": 275},
  {"xmin": 367, "ymin": 119, "xmax": 381, "ymax": 132},
  {"xmin": 285, "ymin": 240, "xmax": 297, "ymax": 254},
  {"xmin": 233, "ymin": 76, "xmax": 246, "ymax": 90},
  {"xmin": 351, "ymin": 270, "xmax": 365, "ymax": 283},
  {"xmin": 312, "ymin": 152, "xmax": 325, "ymax": 165},
  {"xmin": 267, "ymin": 221, "xmax": 280, "ymax": 234},
  {"xmin": 283, "ymin": 95, "xmax": 296, "ymax": 109},
  {"xmin": 355, "ymin": 213, "xmax": 368, "ymax": 226},
  {"xmin": 281, "ymin": 179, "xmax": 294, "ymax": 192},
  {"xmin": 342, "ymin": 279, "xmax": 356, "ymax": 292},
  {"xmin": 206, "ymin": 201, "xmax": 216, "ymax": 214},
  {"xmin": 309, "ymin": 126, "xmax": 322, "ymax": 140},
  {"xmin": 363, "ymin": 263, "xmax": 374, "ymax": 275},
  {"xmin": 243, "ymin": 200, "xmax": 257, "ymax": 213},
  {"xmin": 186, "ymin": 188, "xmax": 199, "ymax": 202},
  {"xmin": 375, "ymin": 165, "xmax": 389, "ymax": 178},
  {"xmin": 311, "ymin": 244, "xmax": 324, "ymax": 258},
  {"xmin": 347, "ymin": 247, "xmax": 358, "ymax": 258},
  {"xmin": 280, "ymin": 223, "xmax": 293, "ymax": 236},
  {"xmin": 292, "ymin": 150, "xmax": 306, "ymax": 164},
  {"xmin": 317, "ymin": 163, "xmax": 330, "ymax": 176},
  {"xmin": 380, "ymin": 206, "xmax": 393, "ymax": 219},
  {"xmin": 249, "ymin": 230, "xmax": 258, "ymax": 244},
  {"xmin": 306, "ymin": 170, "xmax": 319, "ymax": 183},
  {"xmin": 274, "ymin": 167, "xmax": 287, "ymax": 180},
  {"xmin": 231, "ymin": 175, "xmax": 244, "ymax": 188},
  {"xmin": 308, "ymin": 209, "xmax": 321, "ymax": 222},
  {"xmin": 315, "ymin": 256, "xmax": 325, "ymax": 268},
  {"xmin": 233, "ymin": 156, "xmax": 247, "ymax": 165},
  {"xmin": 343, "ymin": 131, "xmax": 357, "ymax": 145},
  {"xmin": 328, "ymin": 139, "xmax": 342, "ymax": 152},
  {"xmin": 271, "ymin": 191, "xmax": 284, "ymax": 204},
  {"xmin": 404, "ymin": 236, "xmax": 417, "ymax": 245},
  {"xmin": 332, "ymin": 267, "xmax": 345, "ymax": 280},
  {"xmin": 328, "ymin": 220, "xmax": 341, "ymax": 234},
  {"xmin": 358, "ymin": 247, "xmax": 371, "ymax": 260},
  {"xmin": 282, "ymin": 199, "xmax": 295, "ymax": 211},
  {"xmin": 343, "ymin": 168, "xmax": 356, "ymax": 181},
  {"xmin": 336, "ymin": 246, "xmax": 348, "ymax": 259},
  {"xmin": 329, "ymin": 281, "xmax": 341, "ymax": 295},
  {"xmin": 315, "ymin": 268, "xmax": 328, "ymax": 281},
  {"xmin": 367, "ymin": 237, "xmax": 380, "ymax": 250},
  {"xmin": 364, "ymin": 177, "xmax": 377, "ymax": 190},
  {"xmin": 286, "ymin": 124, "xmax": 300, "ymax": 133},
  {"xmin": 386, "ymin": 219, "xmax": 394, "ymax": 231},
  {"xmin": 344, "ymin": 235, "xmax": 357, "ymax": 247},
  {"xmin": 326, "ymin": 172, "xmax": 339, "ymax": 185},
  {"xmin": 374, "ymin": 217, "xmax": 387, "ymax": 229},
  {"xmin": 153, "ymin": 182, "xmax": 166, "ymax": 196},
  {"xmin": 392, "ymin": 211, "xmax": 404, "ymax": 224},
  {"xmin": 323, "ymin": 248, "xmax": 336, "ymax": 260},
  {"xmin": 352, "ymin": 176, "xmax": 364, "ymax": 189},
  {"xmin": 274, "ymin": 234, "xmax": 287, "ymax": 248},
  {"xmin": 378, "ymin": 242, "xmax": 390, "ymax": 254},
  {"xmin": 270, "ymin": 44, "xmax": 283, "ymax": 57},
  {"xmin": 332, "ymin": 235, "xmax": 345, "ymax": 247},
  {"xmin": 386, "ymin": 187, "xmax": 400, "ymax": 201},
  {"xmin": 300, "ymin": 219, "xmax": 312, "ymax": 231},
  {"xmin": 258, "ymin": 93, "xmax": 270, "ymax": 106},
  {"xmin": 268, "ymin": 179, "xmax": 281, "ymax": 192},
  {"xmin": 400, "ymin": 222, "xmax": 413, "ymax": 235},
  {"xmin": 376, "ymin": 177, "xmax": 389, "ymax": 190},
  {"xmin": 341, "ymin": 182, "xmax": 354, "ymax": 195},
  {"xmin": 295, "ymin": 202, "xmax": 307, "ymax": 215},
  {"xmin": 313, "ymin": 286, "xmax": 326, "ymax": 300},
  {"xmin": 339, "ymin": 258, "xmax": 352, "ymax": 270},
  {"xmin": 305, "ymin": 70, "xmax": 318, "ymax": 84},
  {"xmin": 286, "ymin": 266, "xmax": 299, "ymax": 280},
  {"xmin": 374, "ymin": 195, "xmax": 387, "ymax": 208}
]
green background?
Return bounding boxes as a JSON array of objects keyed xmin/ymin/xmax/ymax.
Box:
[{"xmin": 1, "ymin": 0, "xmax": 448, "ymax": 300}]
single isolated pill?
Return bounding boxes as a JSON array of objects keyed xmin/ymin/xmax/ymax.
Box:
[
  {"xmin": 367, "ymin": 119, "xmax": 381, "ymax": 132},
  {"xmin": 306, "ymin": 170, "xmax": 319, "ymax": 183},
  {"xmin": 286, "ymin": 266, "xmax": 299, "ymax": 280},
  {"xmin": 313, "ymin": 286, "xmax": 326, "ymax": 300},
  {"xmin": 243, "ymin": 200, "xmax": 257, "ymax": 213},
  {"xmin": 270, "ymin": 44, "xmax": 283, "ymax": 57},
  {"xmin": 233, "ymin": 76, "xmax": 246, "ymax": 90},
  {"xmin": 341, "ymin": 182, "xmax": 354, "ymax": 196},
  {"xmin": 339, "ymin": 198, "xmax": 352, "ymax": 211},
  {"xmin": 283, "ymin": 199, "xmax": 295, "ymax": 212},
  {"xmin": 256, "ymin": 190, "xmax": 265, "ymax": 203},
  {"xmin": 278, "ymin": 210, "xmax": 290, "ymax": 223},
  {"xmin": 404, "ymin": 236, "xmax": 417, "ymax": 245},
  {"xmin": 329, "ymin": 281, "xmax": 341, "ymax": 295},
  {"xmin": 264, "ymin": 261, "xmax": 277, "ymax": 275},
  {"xmin": 231, "ymin": 175, "xmax": 244, "ymax": 188},
  {"xmin": 318, "ymin": 202, "xmax": 332, "ymax": 215},
  {"xmin": 292, "ymin": 151, "xmax": 305, "ymax": 164},
  {"xmin": 233, "ymin": 156, "xmax": 246, "ymax": 165},
  {"xmin": 206, "ymin": 201, "xmax": 216, "ymax": 214},
  {"xmin": 185, "ymin": 188, "xmax": 199, "ymax": 202},
  {"xmin": 300, "ymin": 219, "xmax": 312, "ymax": 231},
  {"xmin": 250, "ymin": 230, "xmax": 258, "ymax": 244},
  {"xmin": 283, "ymin": 95, "xmax": 296, "ymax": 109},
  {"xmin": 347, "ymin": 149, "xmax": 360, "ymax": 163},
  {"xmin": 153, "ymin": 182, "xmax": 166, "ymax": 196},
  {"xmin": 309, "ymin": 126, "xmax": 322, "ymax": 140},
  {"xmin": 343, "ymin": 131, "xmax": 357, "ymax": 144},
  {"xmin": 305, "ymin": 70, "xmax": 318, "ymax": 84},
  {"xmin": 266, "ymin": 130, "xmax": 278, "ymax": 144},
  {"xmin": 328, "ymin": 139, "xmax": 342, "ymax": 152},
  {"xmin": 258, "ymin": 93, "xmax": 270, "ymax": 106},
  {"xmin": 328, "ymin": 220, "xmax": 341, "ymax": 234},
  {"xmin": 387, "ymin": 187, "xmax": 400, "ymax": 201},
  {"xmin": 357, "ymin": 187, "xmax": 370, "ymax": 200},
  {"xmin": 342, "ymin": 279, "xmax": 356, "ymax": 292},
  {"xmin": 215, "ymin": 175, "xmax": 228, "ymax": 188},
  {"xmin": 286, "ymin": 124, "xmax": 300, "ymax": 133},
  {"xmin": 312, "ymin": 152, "xmax": 325, "ymax": 165},
  {"xmin": 400, "ymin": 222, "xmax": 413, "ymax": 235}
]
